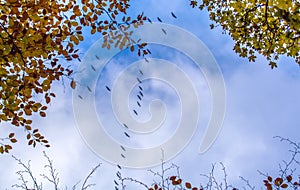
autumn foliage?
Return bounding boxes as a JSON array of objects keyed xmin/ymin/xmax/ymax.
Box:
[
  {"xmin": 190, "ymin": 0, "xmax": 300, "ymax": 68},
  {"xmin": 0, "ymin": 0, "xmax": 146, "ymax": 153}
]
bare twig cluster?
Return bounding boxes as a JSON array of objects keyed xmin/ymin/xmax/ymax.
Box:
[
  {"xmin": 11, "ymin": 151, "xmax": 101, "ymax": 190},
  {"xmin": 9, "ymin": 136, "xmax": 300, "ymax": 190}
]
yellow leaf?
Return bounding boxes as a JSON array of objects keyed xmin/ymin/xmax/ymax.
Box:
[{"xmin": 82, "ymin": 5, "xmax": 88, "ymax": 12}]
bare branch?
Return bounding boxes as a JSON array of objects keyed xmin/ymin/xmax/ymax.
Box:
[
  {"xmin": 11, "ymin": 155, "xmax": 41, "ymax": 190},
  {"xmin": 40, "ymin": 151, "xmax": 60, "ymax": 190},
  {"xmin": 81, "ymin": 163, "xmax": 101, "ymax": 190}
]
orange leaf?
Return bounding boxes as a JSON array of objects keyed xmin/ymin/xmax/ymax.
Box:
[
  {"xmin": 25, "ymin": 125, "xmax": 31, "ymax": 130},
  {"xmin": 0, "ymin": 146, "xmax": 4, "ymax": 153},
  {"xmin": 46, "ymin": 96, "xmax": 51, "ymax": 104},
  {"xmin": 9, "ymin": 133, "xmax": 14, "ymax": 138},
  {"xmin": 70, "ymin": 80, "xmax": 76, "ymax": 89},
  {"xmin": 40, "ymin": 111, "xmax": 46, "ymax": 117},
  {"xmin": 268, "ymin": 176, "xmax": 273, "ymax": 182},
  {"xmin": 185, "ymin": 182, "xmax": 192, "ymax": 188},
  {"xmin": 274, "ymin": 177, "xmax": 283, "ymax": 186},
  {"xmin": 286, "ymin": 175, "xmax": 292, "ymax": 182},
  {"xmin": 130, "ymin": 45, "xmax": 134, "ymax": 52},
  {"xmin": 281, "ymin": 184, "xmax": 288, "ymax": 188},
  {"xmin": 72, "ymin": 54, "xmax": 79, "ymax": 58}
]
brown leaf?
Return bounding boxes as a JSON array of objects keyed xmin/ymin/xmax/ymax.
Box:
[
  {"xmin": 274, "ymin": 177, "xmax": 283, "ymax": 186},
  {"xmin": 9, "ymin": 133, "xmax": 14, "ymax": 138},
  {"xmin": 286, "ymin": 175, "xmax": 292, "ymax": 182},
  {"xmin": 281, "ymin": 184, "xmax": 288, "ymax": 188},
  {"xmin": 185, "ymin": 182, "xmax": 192, "ymax": 188},
  {"xmin": 40, "ymin": 111, "xmax": 46, "ymax": 117},
  {"xmin": 268, "ymin": 176, "xmax": 273, "ymax": 182},
  {"xmin": 70, "ymin": 80, "xmax": 76, "ymax": 89}
]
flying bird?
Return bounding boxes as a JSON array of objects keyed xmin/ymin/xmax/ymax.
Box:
[
  {"xmin": 157, "ymin": 17, "xmax": 162, "ymax": 22},
  {"xmin": 117, "ymin": 165, "xmax": 122, "ymax": 170},
  {"xmin": 161, "ymin": 28, "xmax": 167, "ymax": 35},
  {"xmin": 147, "ymin": 18, "xmax": 152, "ymax": 23},
  {"xmin": 120, "ymin": 145, "xmax": 126, "ymax": 151},
  {"xmin": 171, "ymin": 12, "xmax": 177, "ymax": 19},
  {"xmin": 91, "ymin": 65, "xmax": 96, "ymax": 71},
  {"xmin": 114, "ymin": 180, "xmax": 119, "ymax": 186},
  {"xmin": 137, "ymin": 101, "xmax": 141, "ymax": 107},
  {"xmin": 133, "ymin": 109, "xmax": 138, "ymax": 115},
  {"xmin": 137, "ymin": 77, "xmax": 142, "ymax": 83},
  {"xmin": 87, "ymin": 85, "xmax": 92, "ymax": 92},
  {"xmin": 106, "ymin": 85, "xmax": 111, "ymax": 92},
  {"xmin": 139, "ymin": 69, "xmax": 143, "ymax": 75},
  {"xmin": 124, "ymin": 132, "xmax": 130, "ymax": 138}
]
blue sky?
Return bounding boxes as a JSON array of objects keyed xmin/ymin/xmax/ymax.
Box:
[{"xmin": 1, "ymin": 0, "xmax": 300, "ymax": 189}]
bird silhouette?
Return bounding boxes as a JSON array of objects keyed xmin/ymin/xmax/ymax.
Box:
[
  {"xmin": 106, "ymin": 86, "xmax": 111, "ymax": 92},
  {"xmin": 116, "ymin": 171, "xmax": 121, "ymax": 178},
  {"xmin": 87, "ymin": 85, "xmax": 92, "ymax": 92},
  {"xmin": 120, "ymin": 145, "xmax": 126, "ymax": 151},
  {"xmin": 139, "ymin": 91, "xmax": 143, "ymax": 97},
  {"xmin": 124, "ymin": 132, "xmax": 130, "ymax": 138},
  {"xmin": 139, "ymin": 69, "xmax": 143, "ymax": 75},
  {"xmin": 171, "ymin": 12, "xmax": 177, "ymax": 19},
  {"xmin": 117, "ymin": 165, "xmax": 122, "ymax": 170},
  {"xmin": 114, "ymin": 180, "xmax": 119, "ymax": 186}
]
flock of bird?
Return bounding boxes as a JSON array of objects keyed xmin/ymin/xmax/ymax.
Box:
[
  {"xmin": 113, "ymin": 12, "xmax": 178, "ymax": 189},
  {"xmin": 76, "ymin": 11, "xmax": 178, "ymax": 189},
  {"xmin": 105, "ymin": 69, "xmax": 145, "ymax": 143}
]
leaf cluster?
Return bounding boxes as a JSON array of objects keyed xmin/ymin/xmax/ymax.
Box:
[
  {"xmin": 0, "ymin": 0, "xmax": 147, "ymax": 153},
  {"xmin": 190, "ymin": 0, "xmax": 300, "ymax": 68}
]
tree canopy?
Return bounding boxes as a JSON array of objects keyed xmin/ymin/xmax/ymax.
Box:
[
  {"xmin": 0, "ymin": 0, "xmax": 146, "ymax": 153},
  {"xmin": 190, "ymin": 0, "xmax": 300, "ymax": 68}
]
